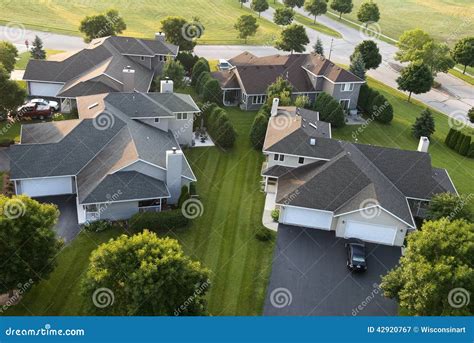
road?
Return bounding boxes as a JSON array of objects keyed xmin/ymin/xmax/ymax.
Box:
[{"xmin": 1, "ymin": 15, "xmax": 472, "ymax": 126}]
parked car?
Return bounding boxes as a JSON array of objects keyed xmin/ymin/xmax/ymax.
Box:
[
  {"xmin": 30, "ymin": 98, "xmax": 60, "ymax": 111},
  {"xmin": 345, "ymin": 242, "xmax": 367, "ymax": 272},
  {"xmin": 218, "ymin": 59, "xmax": 233, "ymax": 70},
  {"xmin": 17, "ymin": 102, "xmax": 53, "ymax": 120}
]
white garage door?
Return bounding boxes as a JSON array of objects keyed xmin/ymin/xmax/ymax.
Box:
[
  {"xmin": 20, "ymin": 177, "xmax": 73, "ymax": 197},
  {"xmin": 281, "ymin": 206, "xmax": 333, "ymax": 230},
  {"xmin": 345, "ymin": 221, "xmax": 397, "ymax": 245},
  {"xmin": 29, "ymin": 82, "xmax": 64, "ymax": 97}
]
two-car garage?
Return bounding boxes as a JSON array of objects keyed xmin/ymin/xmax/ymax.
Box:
[
  {"xmin": 16, "ymin": 176, "xmax": 75, "ymax": 197},
  {"xmin": 27, "ymin": 81, "xmax": 64, "ymax": 98}
]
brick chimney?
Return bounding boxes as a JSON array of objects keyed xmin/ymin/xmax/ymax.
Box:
[
  {"xmin": 166, "ymin": 147, "xmax": 183, "ymax": 204},
  {"xmin": 122, "ymin": 66, "xmax": 135, "ymax": 92}
]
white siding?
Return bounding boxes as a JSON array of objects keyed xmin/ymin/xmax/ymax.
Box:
[
  {"xmin": 266, "ymin": 153, "xmax": 323, "ymax": 168},
  {"xmin": 99, "ymin": 201, "xmax": 139, "ymax": 221},
  {"xmin": 280, "ymin": 205, "xmax": 333, "ymax": 230},
  {"xmin": 120, "ymin": 161, "xmax": 166, "ymax": 181},
  {"xmin": 29, "ymin": 82, "xmax": 64, "ymax": 97},
  {"xmin": 19, "ymin": 177, "xmax": 74, "ymax": 197}
]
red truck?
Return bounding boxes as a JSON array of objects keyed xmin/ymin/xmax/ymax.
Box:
[{"xmin": 16, "ymin": 102, "xmax": 53, "ymax": 120}]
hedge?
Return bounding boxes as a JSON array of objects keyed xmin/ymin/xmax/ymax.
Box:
[
  {"xmin": 313, "ymin": 92, "xmax": 345, "ymax": 128},
  {"xmin": 203, "ymin": 105, "xmax": 237, "ymax": 149},
  {"xmin": 444, "ymin": 128, "xmax": 473, "ymax": 158},
  {"xmin": 459, "ymin": 135, "xmax": 471, "ymax": 156},
  {"xmin": 202, "ymin": 78, "xmax": 222, "ymax": 104},
  {"xmin": 191, "ymin": 58, "xmax": 210, "ymax": 86},
  {"xmin": 250, "ymin": 113, "xmax": 269, "ymax": 150},
  {"xmin": 357, "ymin": 84, "xmax": 393, "ymax": 123},
  {"xmin": 129, "ymin": 210, "xmax": 189, "ymax": 232}
]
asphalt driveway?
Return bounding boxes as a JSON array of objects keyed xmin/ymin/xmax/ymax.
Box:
[
  {"xmin": 264, "ymin": 225, "xmax": 401, "ymax": 316},
  {"xmin": 36, "ymin": 195, "xmax": 80, "ymax": 243}
]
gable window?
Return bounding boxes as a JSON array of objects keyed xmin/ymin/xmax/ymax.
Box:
[
  {"xmin": 176, "ymin": 113, "xmax": 188, "ymax": 120},
  {"xmin": 252, "ymin": 95, "xmax": 267, "ymax": 104},
  {"xmin": 298, "ymin": 157, "xmax": 304, "ymax": 164},
  {"xmin": 274, "ymin": 154, "xmax": 279, "ymax": 161},
  {"xmin": 154, "ymin": 118, "xmax": 160, "ymax": 123},
  {"xmin": 341, "ymin": 83, "xmax": 354, "ymax": 92},
  {"xmin": 279, "ymin": 154, "xmax": 284, "ymax": 161},
  {"xmin": 140, "ymin": 56, "xmax": 145, "ymax": 61}
]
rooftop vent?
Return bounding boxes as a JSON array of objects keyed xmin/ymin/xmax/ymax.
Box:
[
  {"xmin": 310, "ymin": 138, "xmax": 316, "ymax": 146},
  {"xmin": 88, "ymin": 102, "xmax": 98, "ymax": 110},
  {"xmin": 309, "ymin": 123, "xmax": 318, "ymax": 130}
]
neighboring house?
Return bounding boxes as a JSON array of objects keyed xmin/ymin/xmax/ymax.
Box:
[
  {"xmin": 23, "ymin": 33, "xmax": 178, "ymax": 112},
  {"xmin": 261, "ymin": 101, "xmax": 457, "ymax": 246},
  {"xmin": 9, "ymin": 84, "xmax": 200, "ymax": 224},
  {"xmin": 212, "ymin": 52, "xmax": 364, "ymax": 112}
]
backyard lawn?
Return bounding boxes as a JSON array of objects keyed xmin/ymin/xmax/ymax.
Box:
[
  {"xmin": 5, "ymin": 107, "xmax": 275, "ymax": 316},
  {"xmin": 0, "ymin": 0, "xmax": 281, "ymax": 45},
  {"xmin": 15, "ymin": 50, "xmax": 65, "ymax": 70}
]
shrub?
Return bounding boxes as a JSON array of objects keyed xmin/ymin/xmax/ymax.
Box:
[
  {"xmin": 449, "ymin": 130, "xmax": 461, "ymax": 149},
  {"xmin": 371, "ymin": 94, "xmax": 393, "ymax": 123},
  {"xmin": 445, "ymin": 128, "xmax": 455, "ymax": 146},
  {"xmin": 196, "ymin": 72, "xmax": 211, "ymax": 95},
  {"xmin": 366, "ymin": 90, "xmax": 381, "ymax": 116},
  {"xmin": 319, "ymin": 96, "xmax": 346, "ymax": 128},
  {"xmin": 459, "ymin": 135, "xmax": 471, "ymax": 156},
  {"xmin": 357, "ymin": 84, "xmax": 370, "ymax": 111},
  {"xmin": 468, "ymin": 143, "xmax": 474, "ymax": 158},
  {"xmin": 250, "ymin": 113, "xmax": 269, "ymax": 150},
  {"xmin": 202, "ymin": 78, "xmax": 222, "ymax": 104},
  {"xmin": 255, "ymin": 226, "xmax": 273, "ymax": 241},
  {"xmin": 208, "ymin": 107, "xmax": 226, "ymax": 132},
  {"xmin": 191, "ymin": 58, "xmax": 210, "ymax": 86},
  {"xmin": 271, "ymin": 209, "xmax": 280, "ymax": 222},
  {"xmin": 294, "ymin": 95, "xmax": 310, "ymax": 108},
  {"xmin": 83, "ymin": 220, "xmax": 113, "ymax": 233},
  {"xmin": 189, "ymin": 182, "xmax": 197, "ymax": 196},
  {"xmin": 454, "ymin": 132, "xmax": 465, "ymax": 153},
  {"xmin": 468, "ymin": 107, "xmax": 474, "ymax": 123},
  {"xmin": 130, "ymin": 210, "xmax": 189, "ymax": 232},
  {"xmin": 326, "ymin": 103, "xmax": 346, "ymax": 128},
  {"xmin": 216, "ymin": 121, "xmax": 237, "ymax": 149},
  {"xmin": 313, "ymin": 92, "xmax": 331, "ymax": 113},
  {"xmin": 177, "ymin": 51, "xmax": 199, "ymax": 74},
  {"xmin": 412, "ymin": 108, "xmax": 435, "ymax": 138},
  {"xmin": 177, "ymin": 185, "xmax": 190, "ymax": 208}
]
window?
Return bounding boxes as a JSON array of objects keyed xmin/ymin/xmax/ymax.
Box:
[
  {"xmin": 339, "ymin": 99, "xmax": 350, "ymax": 111},
  {"xmin": 298, "ymin": 157, "xmax": 304, "ymax": 164},
  {"xmin": 274, "ymin": 154, "xmax": 279, "ymax": 161},
  {"xmin": 140, "ymin": 56, "xmax": 145, "ymax": 61},
  {"xmin": 252, "ymin": 95, "xmax": 267, "ymax": 104},
  {"xmin": 279, "ymin": 154, "xmax": 284, "ymax": 161},
  {"xmin": 85, "ymin": 204, "xmax": 98, "ymax": 212},
  {"xmin": 176, "ymin": 113, "xmax": 188, "ymax": 120},
  {"xmin": 154, "ymin": 118, "xmax": 160, "ymax": 123},
  {"xmin": 340, "ymin": 83, "xmax": 354, "ymax": 92}
]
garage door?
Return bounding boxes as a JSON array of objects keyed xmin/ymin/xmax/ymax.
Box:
[
  {"xmin": 344, "ymin": 221, "xmax": 397, "ymax": 245},
  {"xmin": 281, "ymin": 206, "xmax": 333, "ymax": 230},
  {"xmin": 29, "ymin": 82, "xmax": 64, "ymax": 97},
  {"xmin": 20, "ymin": 177, "xmax": 73, "ymax": 197}
]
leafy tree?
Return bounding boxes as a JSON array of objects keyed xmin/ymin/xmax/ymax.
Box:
[
  {"xmin": 417, "ymin": 41, "xmax": 455, "ymax": 75},
  {"xmin": 0, "ymin": 66, "xmax": 26, "ymax": 118},
  {"xmin": 370, "ymin": 94, "xmax": 393, "ymax": 123},
  {"xmin": 469, "ymin": 108, "xmax": 474, "ymax": 124},
  {"xmin": 191, "ymin": 58, "xmax": 210, "ymax": 86},
  {"xmin": 0, "ymin": 41, "xmax": 18, "ymax": 74},
  {"xmin": 330, "ymin": 0, "xmax": 353, "ymax": 19},
  {"xmin": 426, "ymin": 193, "xmax": 472, "ymax": 221},
  {"xmin": 357, "ymin": 0, "xmax": 380, "ymax": 26},
  {"xmin": 349, "ymin": 50, "xmax": 365, "ymax": 79},
  {"xmin": 313, "ymin": 37, "xmax": 324, "ymax": 56},
  {"xmin": 239, "ymin": 0, "xmax": 249, "ymax": 8},
  {"xmin": 251, "ymin": 0, "xmax": 269, "ymax": 17},
  {"xmin": 283, "ymin": 0, "xmax": 305, "ymax": 8},
  {"xmin": 82, "ymin": 230, "xmax": 210, "ymax": 315},
  {"xmin": 313, "ymin": 92, "xmax": 332, "ymax": 113},
  {"xmin": 275, "ymin": 24, "xmax": 309, "ymax": 53},
  {"xmin": 30, "ymin": 36, "xmax": 46, "ymax": 60},
  {"xmin": 161, "ymin": 16, "xmax": 203, "ymax": 51},
  {"xmin": 162, "ymin": 59, "xmax": 185, "ymax": 89},
  {"xmin": 351, "ymin": 40, "xmax": 381, "ymax": 70},
  {"xmin": 177, "ymin": 52, "xmax": 199, "ymax": 74},
  {"xmin": 381, "ymin": 218, "xmax": 473, "ymax": 316},
  {"xmin": 234, "ymin": 15, "xmax": 259, "ymax": 44},
  {"xmin": 304, "ymin": 0, "xmax": 328, "ymax": 23},
  {"xmin": 326, "ymin": 102, "xmax": 346, "ymax": 127},
  {"xmin": 202, "ymin": 78, "xmax": 222, "ymax": 104},
  {"xmin": 452, "ymin": 37, "xmax": 474, "ymax": 74},
  {"xmin": 0, "ymin": 195, "xmax": 62, "ymax": 297},
  {"xmin": 396, "ymin": 62, "xmax": 433, "ymax": 102},
  {"xmin": 79, "ymin": 9, "xmax": 126, "ymax": 43},
  {"xmin": 273, "ymin": 7, "xmax": 295, "ymax": 26},
  {"xmin": 295, "ymin": 95, "xmax": 310, "ymax": 108},
  {"xmin": 412, "ymin": 108, "xmax": 435, "ymax": 139},
  {"xmin": 266, "ymin": 77, "xmax": 293, "ymax": 105}
]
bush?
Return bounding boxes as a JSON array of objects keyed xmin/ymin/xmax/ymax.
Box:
[
  {"xmin": 445, "ymin": 128, "xmax": 455, "ymax": 146},
  {"xmin": 468, "ymin": 107, "xmax": 474, "ymax": 123},
  {"xmin": 271, "ymin": 209, "xmax": 280, "ymax": 222},
  {"xmin": 255, "ymin": 226, "xmax": 273, "ymax": 241},
  {"xmin": 371, "ymin": 94, "xmax": 393, "ymax": 123},
  {"xmin": 454, "ymin": 132, "xmax": 465, "ymax": 153},
  {"xmin": 412, "ymin": 108, "xmax": 435, "ymax": 138},
  {"xmin": 189, "ymin": 182, "xmax": 197, "ymax": 196},
  {"xmin": 357, "ymin": 84, "xmax": 370, "ymax": 111},
  {"xmin": 449, "ymin": 130, "xmax": 461, "ymax": 149},
  {"xmin": 196, "ymin": 72, "xmax": 211, "ymax": 95},
  {"xmin": 177, "ymin": 185, "xmax": 190, "ymax": 208},
  {"xmin": 468, "ymin": 143, "xmax": 474, "ymax": 158},
  {"xmin": 216, "ymin": 121, "xmax": 237, "ymax": 149},
  {"xmin": 313, "ymin": 92, "xmax": 331, "ymax": 113},
  {"xmin": 317, "ymin": 95, "xmax": 346, "ymax": 128},
  {"xmin": 208, "ymin": 107, "xmax": 226, "ymax": 132},
  {"xmin": 294, "ymin": 95, "xmax": 310, "ymax": 108},
  {"xmin": 326, "ymin": 103, "xmax": 346, "ymax": 128},
  {"xmin": 250, "ymin": 113, "xmax": 269, "ymax": 150},
  {"xmin": 459, "ymin": 135, "xmax": 471, "ymax": 156},
  {"xmin": 83, "ymin": 220, "xmax": 113, "ymax": 233},
  {"xmin": 130, "ymin": 210, "xmax": 189, "ymax": 232},
  {"xmin": 191, "ymin": 58, "xmax": 210, "ymax": 86},
  {"xmin": 202, "ymin": 78, "xmax": 222, "ymax": 104},
  {"xmin": 177, "ymin": 51, "xmax": 199, "ymax": 75}
]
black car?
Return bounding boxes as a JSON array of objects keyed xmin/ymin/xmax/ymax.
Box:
[{"xmin": 345, "ymin": 242, "xmax": 367, "ymax": 272}]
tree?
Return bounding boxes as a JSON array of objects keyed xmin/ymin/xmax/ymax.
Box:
[
  {"xmin": 239, "ymin": 0, "xmax": 249, "ymax": 8},
  {"xmin": 79, "ymin": 9, "xmax": 126, "ymax": 43},
  {"xmin": 82, "ymin": 230, "xmax": 210, "ymax": 315},
  {"xmin": 0, "ymin": 41, "xmax": 18, "ymax": 74},
  {"xmin": 426, "ymin": 193, "xmax": 472, "ymax": 221},
  {"xmin": 351, "ymin": 40, "xmax": 381, "ymax": 70},
  {"xmin": 357, "ymin": 0, "xmax": 380, "ymax": 26},
  {"xmin": 30, "ymin": 35, "xmax": 46, "ymax": 60},
  {"xmin": 283, "ymin": 0, "xmax": 305, "ymax": 8},
  {"xmin": 349, "ymin": 51, "xmax": 365, "ymax": 79},
  {"xmin": 162, "ymin": 59, "xmax": 185, "ymax": 89},
  {"xmin": 191, "ymin": 58, "xmax": 210, "ymax": 86},
  {"xmin": 295, "ymin": 95, "xmax": 310, "ymax": 108},
  {"xmin": 196, "ymin": 72, "xmax": 212, "ymax": 96},
  {"xmin": 250, "ymin": 113, "xmax": 269, "ymax": 150},
  {"xmin": 459, "ymin": 135, "xmax": 472, "ymax": 156},
  {"xmin": 469, "ymin": 108, "xmax": 474, "ymax": 124},
  {"xmin": 445, "ymin": 128, "xmax": 456, "ymax": 146},
  {"xmin": 304, "ymin": 0, "xmax": 327, "ymax": 24},
  {"xmin": 161, "ymin": 17, "xmax": 203, "ymax": 52},
  {"xmin": 396, "ymin": 62, "xmax": 433, "ymax": 102},
  {"xmin": 313, "ymin": 37, "xmax": 324, "ymax": 56},
  {"xmin": 371, "ymin": 94, "xmax": 393, "ymax": 123},
  {"xmin": 452, "ymin": 37, "xmax": 474, "ymax": 74},
  {"xmin": 234, "ymin": 15, "xmax": 259, "ymax": 44},
  {"xmin": 417, "ymin": 41, "xmax": 454, "ymax": 75},
  {"xmin": 0, "ymin": 66, "xmax": 26, "ymax": 118},
  {"xmin": 0, "ymin": 195, "xmax": 62, "ymax": 297},
  {"xmin": 330, "ymin": 0, "xmax": 353, "ymax": 19},
  {"xmin": 251, "ymin": 0, "xmax": 269, "ymax": 17},
  {"xmin": 177, "ymin": 185, "xmax": 190, "ymax": 208},
  {"xmin": 266, "ymin": 77, "xmax": 293, "ymax": 106},
  {"xmin": 273, "ymin": 7, "xmax": 295, "ymax": 26},
  {"xmin": 381, "ymin": 218, "xmax": 473, "ymax": 316},
  {"xmin": 275, "ymin": 24, "xmax": 309, "ymax": 54},
  {"xmin": 412, "ymin": 108, "xmax": 435, "ymax": 139},
  {"xmin": 202, "ymin": 78, "xmax": 222, "ymax": 104},
  {"xmin": 217, "ymin": 120, "xmax": 237, "ymax": 148},
  {"xmin": 176, "ymin": 52, "xmax": 199, "ymax": 75},
  {"xmin": 396, "ymin": 28, "xmax": 432, "ymax": 62}
]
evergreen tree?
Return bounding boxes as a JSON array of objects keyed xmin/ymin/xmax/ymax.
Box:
[
  {"xmin": 349, "ymin": 51, "xmax": 365, "ymax": 79},
  {"xmin": 412, "ymin": 108, "xmax": 435, "ymax": 139},
  {"xmin": 30, "ymin": 35, "xmax": 46, "ymax": 60},
  {"xmin": 313, "ymin": 37, "xmax": 324, "ymax": 56}
]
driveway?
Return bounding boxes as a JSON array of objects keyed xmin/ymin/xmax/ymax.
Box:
[
  {"xmin": 264, "ymin": 225, "xmax": 401, "ymax": 316},
  {"xmin": 36, "ymin": 195, "xmax": 80, "ymax": 243}
]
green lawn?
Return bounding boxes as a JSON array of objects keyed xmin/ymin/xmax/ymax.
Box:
[
  {"xmin": 5, "ymin": 106, "xmax": 275, "ymax": 316},
  {"xmin": 0, "ymin": 0, "xmax": 281, "ymax": 45},
  {"xmin": 450, "ymin": 68, "xmax": 474, "ymax": 86},
  {"xmin": 15, "ymin": 50, "xmax": 65, "ymax": 70}
]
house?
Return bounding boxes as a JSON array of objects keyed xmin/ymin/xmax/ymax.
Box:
[
  {"xmin": 9, "ymin": 82, "xmax": 200, "ymax": 224},
  {"xmin": 22, "ymin": 33, "xmax": 178, "ymax": 112},
  {"xmin": 261, "ymin": 100, "xmax": 457, "ymax": 246},
  {"xmin": 212, "ymin": 52, "xmax": 364, "ymax": 112}
]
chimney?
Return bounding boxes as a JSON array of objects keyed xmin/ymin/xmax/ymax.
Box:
[
  {"xmin": 310, "ymin": 138, "xmax": 316, "ymax": 146},
  {"xmin": 417, "ymin": 136, "xmax": 430, "ymax": 153},
  {"xmin": 166, "ymin": 148, "xmax": 183, "ymax": 204},
  {"xmin": 271, "ymin": 98, "xmax": 280, "ymax": 117},
  {"xmin": 122, "ymin": 66, "xmax": 135, "ymax": 92},
  {"xmin": 160, "ymin": 78, "xmax": 174, "ymax": 93},
  {"xmin": 155, "ymin": 32, "xmax": 166, "ymax": 41}
]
